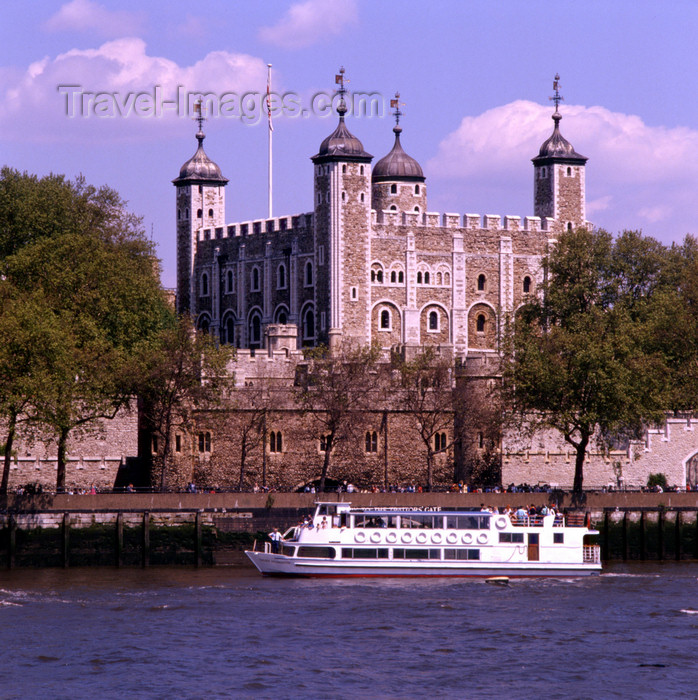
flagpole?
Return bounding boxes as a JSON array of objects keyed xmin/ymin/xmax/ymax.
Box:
[{"xmin": 267, "ymin": 63, "xmax": 273, "ymax": 219}]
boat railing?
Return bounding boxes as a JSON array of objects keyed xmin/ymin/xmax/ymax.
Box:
[{"xmin": 583, "ymin": 545, "xmax": 601, "ymax": 564}]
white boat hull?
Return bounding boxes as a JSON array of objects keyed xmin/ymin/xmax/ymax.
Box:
[{"xmin": 245, "ymin": 550, "xmax": 601, "ymax": 578}]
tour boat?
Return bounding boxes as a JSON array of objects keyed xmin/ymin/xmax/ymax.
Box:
[{"xmin": 245, "ymin": 502, "xmax": 602, "ymax": 577}]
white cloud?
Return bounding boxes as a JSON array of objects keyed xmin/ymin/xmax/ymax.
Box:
[
  {"xmin": 259, "ymin": 0, "xmax": 358, "ymax": 49},
  {"xmin": 0, "ymin": 38, "xmax": 269, "ymax": 142},
  {"xmin": 427, "ymin": 100, "xmax": 698, "ymax": 240},
  {"xmin": 43, "ymin": 0, "xmax": 145, "ymax": 38}
]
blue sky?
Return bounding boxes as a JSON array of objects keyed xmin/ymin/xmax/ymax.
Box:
[{"xmin": 2, "ymin": 0, "xmax": 698, "ymax": 287}]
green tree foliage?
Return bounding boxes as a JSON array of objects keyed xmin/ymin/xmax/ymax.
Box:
[
  {"xmin": 136, "ymin": 318, "xmax": 234, "ymax": 491},
  {"xmin": 503, "ymin": 228, "xmax": 673, "ymax": 495},
  {"xmin": 0, "ymin": 168, "xmax": 172, "ymax": 491},
  {"xmin": 392, "ymin": 348, "xmax": 455, "ymax": 491},
  {"xmin": 294, "ymin": 343, "xmax": 380, "ymax": 493}
]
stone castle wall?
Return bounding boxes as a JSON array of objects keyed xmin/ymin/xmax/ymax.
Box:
[{"xmin": 1, "ymin": 406, "xmax": 138, "ymax": 492}]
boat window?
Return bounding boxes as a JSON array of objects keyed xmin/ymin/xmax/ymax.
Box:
[
  {"xmin": 393, "ymin": 548, "xmax": 441, "ymax": 560},
  {"xmin": 444, "ymin": 549, "xmax": 480, "ymax": 560},
  {"xmin": 445, "ymin": 515, "xmax": 491, "ymax": 530},
  {"xmin": 554, "ymin": 533, "xmax": 564, "ymax": 544},
  {"xmin": 341, "ymin": 548, "xmax": 389, "ymax": 559},
  {"xmin": 297, "ymin": 547, "xmax": 336, "ymax": 559},
  {"xmin": 373, "ymin": 516, "xmax": 397, "ymax": 528},
  {"xmin": 499, "ymin": 533, "xmax": 524, "ymax": 544},
  {"xmin": 400, "ymin": 514, "xmax": 439, "ymax": 529},
  {"xmin": 281, "ymin": 545, "xmax": 296, "ymax": 557}
]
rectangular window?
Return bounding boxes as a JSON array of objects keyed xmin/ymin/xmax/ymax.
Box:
[
  {"xmin": 554, "ymin": 533, "xmax": 564, "ymax": 544},
  {"xmin": 341, "ymin": 548, "xmax": 389, "ymax": 559},
  {"xmin": 318, "ymin": 245, "xmax": 325, "ymax": 266},
  {"xmin": 297, "ymin": 547, "xmax": 335, "ymax": 559},
  {"xmin": 499, "ymin": 532, "xmax": 524, "ymax": 544},
  {"xmin": 445, "ymin": 515, "xmax": 491, "ymax": 530},
  {"xmin": 320, "ymin": 311, "xmax": 326, "ymax": 331},
  {"xmin": 444, "ymin": 549, "xmax": 480, "ymax": 560},
  {"xmin": 175, "ymin": 435, "xmax": 181, "ymax": 453},
  {"xmin": 392, "ymin": 549, "xmax": 441, "ymax": 560}
]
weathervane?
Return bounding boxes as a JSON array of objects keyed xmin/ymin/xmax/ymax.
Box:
[
  {"xmin": 193, "ymin": 98, "xmax": 206, "ymax": 132},
  {"xmin": 390, "ymin": 91, "xmax": 405, "ymax": 127},
  {"xmin": 335, "ymin": 67, "xmax": 348, "ymax": 115},
  {"xmin": 549, "ymin": 73, "xmax": 563, "ymax": 112}
]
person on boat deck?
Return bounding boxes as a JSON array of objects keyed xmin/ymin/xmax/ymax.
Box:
[
  {"xmin": 515, "ymin": 506, "xmax": 527, "ymax": 523},
  {"xmin": 269, "ymin": 528, "xmax": 282, "ymax": 553},
  {"xmin": 320, "ymin": 516, "xmax": 328, "ymax": 529}
]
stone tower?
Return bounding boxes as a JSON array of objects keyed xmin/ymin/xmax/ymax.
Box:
[
  {"xmin": 311, "ymin": 69, "xmax": 373, "ymax": 349},
  {"xmin": 532, "ymin": 75, "xmax": 587, "ymax": 232},
  {"xmin": 173, "ymin": 112, "xmax": 228, "ymax": 316}
]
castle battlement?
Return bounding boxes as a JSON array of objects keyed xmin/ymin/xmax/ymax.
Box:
[
  {"xmin": 371, "ymin": 209, "xmax": 554, "ymax": 233},
  {"xmin": 196, "ymin": 212, "xmax": 314, "ymax": 242}
]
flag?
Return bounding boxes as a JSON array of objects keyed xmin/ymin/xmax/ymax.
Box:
[
  {"xmin": 335, "ymin": 74, "xmax": 342, "ymax": 84},
  {"xmin": 390, "ymin": 99, "xmax": 398, "ymax": 109}
]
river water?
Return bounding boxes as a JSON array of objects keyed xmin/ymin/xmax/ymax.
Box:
[{"xmin": 1, "ymin": 563, "xmax": 697, "ymax": 699}]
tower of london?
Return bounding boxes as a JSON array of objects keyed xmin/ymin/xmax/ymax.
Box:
[{"xmin": 174, "ymin": 70, "xmax": 588, "ymax": 358}]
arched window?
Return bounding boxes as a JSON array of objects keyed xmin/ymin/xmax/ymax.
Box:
[
  {"xmin": 444, "ymin": 272, "xmax": 450, "ymax": 285},
  {"xmin": 390, "ymin": 271, "xmax": 396, "ymax": 283},
  {"xmin": 302, "ymin": 306, "xmax": 315, "ymax": 343},
  {"xmin": 208, "ymin": 208, "xmax": 214, "ymax": 218},
  {"xmin": 249, "ymin": 312, "xmax": 262, "ymax": 348},
  {"xmin": 477, "ymin": 274, "xmax": 486, "ymax": 291},
  {"xmin": 365, "ymin": 431, "xmax": 378, "ymax": 453},
  {"xmin": 476, "ymin": 314, "xmax": 486, "ymax": 333},
  {"xmin": 390, "ymin": 184, "xmax": 397, "ymax": 194},
  {"xmin": 201, "ymin": 272, "xmax": 209, "ymax": 296},
  {"xmin": 417, "ymin": 271, "xmax": 422, "ymax": 284},
  {"xmin": 197, "ymin": 208, "xmax": 203, "ymax": 218},
  {"xmin": 566, "ymin": 167, "xmax": 572, "ymax": 176},
  {"xmin": 360, "ymin": 193, "xmax": 365, "ymax": 203},
  {"xmin": 305, "ymin": 261, "xmax": 313, "ymax": 287},
  {"xmin": 198, "ymin": 316, "xmax": 210, "ymax": 334},
  {"xmin": 224, "ymin": 316, "xmax": 235, "ymax": 346},
  {"xmin": 269, "ymin": 431, "xmax": 283, "ymax": 453},
  {"xmin": 342, "ymin": 191, "xmax": 346, "ymax": 202},
  {"xmin": 377, "ymin": 270, "xmax": 383, "ymax": 283},
  {"xmin": 360, "ymin": 165, "xmax": 364, "ymax": 175},
  {"xmin": 398, "ymin": 271, "xmax": 404, "ymax": 284},
  {"xmin": 277, "ymin": 263, "xmax": 286, "ymax": 289},
  {"xmin": 275, "ymin": 307, "xmax": 288, "ymax": 325},
  {"xmin": 434, "ymin": 432, "xmax": 447, "ymax": 452},
  {"xmin": 389, "ymin": 204, "xmax": 397, "ymax": 212},
  {"xmin": 414, "ymin": 206, "xmax": 420, "ymax": 213},
  {"xmin": 185, "ymin": 208, "xmax": 189, "ymax": 219},
  {"xmin": 342, "ymin": 165, "xmax": 347, "ymax": 174},
  {"xmin": 424, "ymin": 271, "xmax": 430, "ymax": 284},
  {"xmin": 415, "ymin": 184, "xmax": 420, "ymax": 194},
  {"xmin": 177, "ymin": 209, "xmax": 181, "ymax": 220},
  {"xmin": 567, "ymin": 222, "xmax": 573, "ymax": 231},
  {"xmin": 380, "ymin": 309, "xmax": 390, "ymax": 330},
  {"xmin": 251, "ymin": 267, "xmax": 260, "ymax": 291},
  {"xmin": 198, "ymin": 431, "xmax": 211, "ymax": 453},
  {"xmin": 523, "ymin": 276, "xmax": 531, "ymax": 294},
  {"xmin": 429, "ymin": 310, "xmax": 438, "ymax": 330},
  {"xmin": 436, "ymin": 272, "xmax": 442, "ymax": 285},
  {"xmin": 226, "ymin": 269, "xmax": 234, "ymax": 293}
]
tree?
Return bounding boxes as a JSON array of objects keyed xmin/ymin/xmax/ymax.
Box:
[
  {"xmin": 502, "ymin": 228, "xmax": 671, "ymax": 496},
  {"xmin": 392, "ymin": 348, "xmax": 455, "ymax": 491},
  {"xmin": 0, "ymin": 170, "xmax": 172, "ymax": 491},
  {"xmin": 137, "ymin": 318, "xmax": 234, "ymax": 491},
  {"xmin": 294, "ymin": 343, "xmax": 380, "ymax": 493}
]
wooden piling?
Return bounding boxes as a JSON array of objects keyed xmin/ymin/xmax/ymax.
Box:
[
  {"xmin": 622, "ymin": 511, "xmax": 628, "ymax": 561},
  {"xmin": 639, "ymin": 511, "xmax": 646, "ymax": 561},
  {"xmin": 675, "ymin": 511, "xmax": 682, "ymax": 562},
  {"xmin": 657, "ymin": 510, "xmax": 665, "ymax": 561},
  {"xmin": 142, "ymin": 511, "xmax": 150, "ymax": 568},
  {"xmin": 115, "ymin": 512, "xmax": 123, "ymax": 568},
  {"xmin": 62, "ymin": 512, "xmax": 70, "ymax": 568},
  {"xmin": 603, "ymin": 510, "xmax": 610, "ymax": 561},
  {"xmin": 8, "ymin": 515, "xmax": 16, "ymax": 569},
  {"xmin": 195, "ymin": 511, "xmax": 202, "ymax": 568}
]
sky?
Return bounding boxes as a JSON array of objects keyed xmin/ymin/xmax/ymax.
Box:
[{"xmin": 2, "ymin": 0, "xmax": 698, "ymax": 288}]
